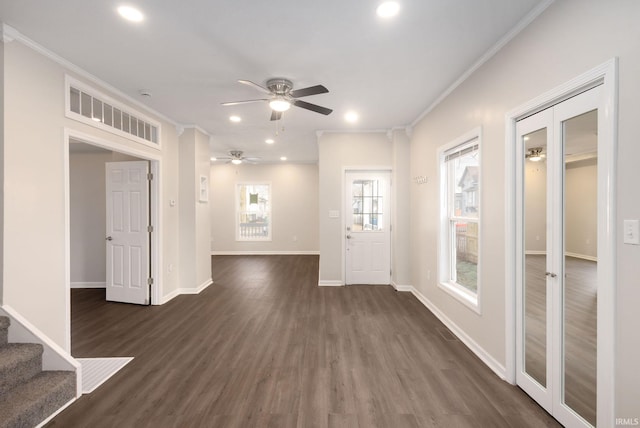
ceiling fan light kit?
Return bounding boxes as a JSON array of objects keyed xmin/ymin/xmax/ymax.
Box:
[{"xmin": 222, "ymin": 77, "xmax": 333, "ymax": 121}]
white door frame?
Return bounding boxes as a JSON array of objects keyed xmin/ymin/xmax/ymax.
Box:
[
  {"xmin": 63, "ymin": 128, "xmax": 163, "ymax": 352},
  {"xmin": 504, "ymin": 59, "xmax": 617, "ymax": 427},
  {"xmin": 342, "ymin": 166, "xmax": 392, "ymax": 285}
]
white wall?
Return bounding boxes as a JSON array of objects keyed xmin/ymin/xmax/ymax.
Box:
[
  {"xmin": 1, "ymin": 39, "xmax": 183, "ymax": 348},
  {"xmin": 210, "ymin": 163, "xmax": 319, "ymax": 254},
  {"xmin": 409, "ymin": 0, "xmax": 640, "ymax": 419},
  {"xmin": 317, "ymin": 132, "xmax": 393, "ymax": 283},
  {"xmin": 0, "ymin": 42, "xmax": 4, "ymax": 305},
  {"xmin": 391, "ymin": 130, "xmax": 412, "ymax": 287},
  {"xmin": 179, "ymin": 127, "xmax": 212, "ymax": 290}
]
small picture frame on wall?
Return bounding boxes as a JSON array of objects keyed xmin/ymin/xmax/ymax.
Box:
[{"xmin": 199, "ymin": 175, "xmax": 208, "ymax": 202}]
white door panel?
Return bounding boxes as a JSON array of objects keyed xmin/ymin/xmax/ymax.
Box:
[
  {"xmin": 106, "ymin": 161, "xmax": 150, "ymax": 305},
  {"xmin": 345, "ymin": 171, "xmax": 391, "ymax": 285}
]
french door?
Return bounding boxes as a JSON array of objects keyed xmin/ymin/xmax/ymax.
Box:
[{"xmin": 515, "ymin": 86, "xmax": 602, "ymax": 427}]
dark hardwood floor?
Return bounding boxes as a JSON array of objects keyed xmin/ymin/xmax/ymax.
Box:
[{"xmin": 48, "ymin": 255, "xmax": 560, "ymax": 428}]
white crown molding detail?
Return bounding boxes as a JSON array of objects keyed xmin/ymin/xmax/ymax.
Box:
[
  {"xmin": 175, "ymin": 125, "xmax": 185, "ymax": 137},
  {"xmin": 2, "ymin": 23, "xmax": 178, "ymax": 127},
  {"xmin": 410, "ymin": 0, "xmax": 555, "ymax": 128},
  {"xmin": 318, "ymin": 128, "xmax": 389, "ymax": 135},
  {"xmin": 182, "ymin": 124, "xmax": 211, "ymax": 137},
  {"xmin": 1, "ymin": 23, "xmax": 15, "ymax": 43}
]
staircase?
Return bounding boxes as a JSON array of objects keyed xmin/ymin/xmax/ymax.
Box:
[{"xmin": 0, "ymin": 316, "xmax": 76, "ymax": 428}]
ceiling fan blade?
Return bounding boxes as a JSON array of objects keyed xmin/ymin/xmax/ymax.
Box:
[
  {"xmin": 270, "ymin": 110, "xmax": 282, "ymax": 121},
  {"xmin": 238, "ymin": 79, "xmax": 271, "ymax": 94},
  {"xmin": 292, "ymin": 99, "xmax": 333, "ymax": 115},
  {"xmin": 290, "ymin": 85, "xmax": 329, "ymax": 98},
  {"xmin": 221, "ymin": 99, "xmax": 268, "ymax": 106}
]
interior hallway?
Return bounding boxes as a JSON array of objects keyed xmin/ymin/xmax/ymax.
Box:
[{"xmin": 48, "ymin": 255, "xmax": 560, "ymax": 427}]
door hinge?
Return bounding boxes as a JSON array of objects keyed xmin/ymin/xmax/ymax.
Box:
[
  {"xmin": 147, "ymin": 172, "xmax": 153, "ymax": 180},
  {"xmin": 147, "ymin": 225, "xmax": 154, "ymax": 233},
  {"xmin": 147, "ymin": 277, "xmax": 154, "ymax": 286}
]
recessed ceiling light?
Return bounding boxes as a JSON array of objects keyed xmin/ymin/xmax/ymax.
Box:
[
  {"xmin": 377, "ymin": 1, "xmax": 400, "ymax": 18},
  {"xmin": 345, "ymin": 111, "xmax": 359, "ymax": 123},
  {"xmin": 229, "ymin": 116, "xmax": 241, "ymax": 123},
  {"xmin": 117, "ymin": 5, "xmax": 144, "ymax": 22},
  {"xmin": 280, "ymin": 156, "xmax": 287, "ymax": 161},
  {"xmin": 265, "ymin": 139, "xmax": 275, "ymax": 144}
]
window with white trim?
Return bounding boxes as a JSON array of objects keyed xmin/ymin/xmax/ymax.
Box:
[
  {"xmin": 236, "ymin": 183, "xmax": 271, "ymax": 241},
  {"xmin": 439, "ymin": 129, "xmax": 481, "ymax": 310}
]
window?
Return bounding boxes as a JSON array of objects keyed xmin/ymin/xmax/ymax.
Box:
[
  {"xmin": 236, "ymin": 183, "xmax": 271, "ymax": 241},
  {"xmin": 66, "ymin": 76, "xmax": 161, "ymax": 148},
  {"xmin": 439, "ymin": 129, "xmax": 481, "ymax": 311}
]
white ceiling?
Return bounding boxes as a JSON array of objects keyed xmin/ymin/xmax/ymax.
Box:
[{"xmin": 0, "ymin": 0, "xmax": 546, "ymax": 163}]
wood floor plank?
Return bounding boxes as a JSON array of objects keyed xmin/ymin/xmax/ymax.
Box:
[{"xmin": 47, "ymin": 255, "xmax": 560, "ymax": 427}]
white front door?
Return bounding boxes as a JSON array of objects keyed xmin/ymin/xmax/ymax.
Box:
[
  {"xmin": 345, "ymin": 171, "xmax": 391, "ymax": 285},
  {"xmin": 516, "ymin": 86, "xmax": 602, "ymax": 428},
  {"xmin": 105, "ymin": 161, "xmax": 150, "ymax": 305}
]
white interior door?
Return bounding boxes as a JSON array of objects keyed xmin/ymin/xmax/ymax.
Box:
[
  {"xmin": 345, "ymin": 171, "xmax": 391, "ymax": 285},
  {"xmin": 516, "ymin": 86, "xmax": 602, "ymax": 427},
  {"xmin": 106, "ymin": 161, "xmax": 150, "ymax": 305}
]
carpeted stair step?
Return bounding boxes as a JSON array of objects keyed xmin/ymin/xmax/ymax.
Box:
[
  {"xmin": 0, "ymin": 370, "xmax": 76, "ymax": 428},
  {"xmin": 0, "ymin": 343, "xmax": 43, "ymax": 396},
  {"xmin": 0, "ymin": 316, "xmax": 9, "ymax": 347}
]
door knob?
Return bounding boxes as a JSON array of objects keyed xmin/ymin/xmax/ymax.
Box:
[
  {"xmin": 106, "ymin": 236, "xmax": 113, "ymax": 241},
  {"xmin": 545, "ymin": 272, "xmax": 557, "ymax": 278},
  {"xmin": 346, "ymin": 235, "xmax": 352, "ymax": 239}
]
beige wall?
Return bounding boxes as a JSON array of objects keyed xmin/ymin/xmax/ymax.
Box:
[
  {"xmin": 565, "ymin": 158, "xmax": 597, "ymax": 258},
  {"xmin": 210, "ymin": 163, "xmax": 319, "ymax": 253},
  {"xmin": 1, "ymin": 39, "xmax": 185, "ymax": 348},
  {"xmin": 409, "ymin": 0, "xmax": 640, "ymax": 418},
  {"xmin": 391, "ymin": 130, "xmax": 411, "ymax": 287},
  {"xmin": 317, "ymin": 132, "xmax": 393, "ymax": 283},
  {"xmin": 69, "ymin": 149, "xmax": 143, "ymax": 285}
]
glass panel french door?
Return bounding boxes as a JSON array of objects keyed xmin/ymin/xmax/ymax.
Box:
[{"xmin": 516, "ymin": 86, "xmax": 601, "ymax": 428}]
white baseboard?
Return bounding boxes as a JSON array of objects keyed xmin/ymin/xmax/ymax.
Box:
[
  {"xmin": 399, "ymin": 286, "xmax": 507, "ymax": 380},
  {"xmin": 391, "ymin": 281, "xmax": 413, "ymax": 292},
  {"xmin": 211, "ymin": 251, "xmax": 320, "ymax": 255},
  {"xmin": 318, "ymin": 280, "xmax": 344, "ymax": 287},
  {"xmin": 71, "ymin": 282, "xmax": 106, "ymax": 289},
  {"xmin": 160, "ymin": 279, "xmax": 213, "ymax": 304},
  {"xmin": 565, "ymin": 252, "xmax": 597, "ymax": 262},
  {"xmin": 180, "ymin": 279, "xmax": 213, "ymax": 295}
]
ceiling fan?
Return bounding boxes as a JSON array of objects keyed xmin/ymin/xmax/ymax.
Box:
[
  {"xmin": 525, "ymin": 147, "xmax": 545, "ymax": 162},
  {"xmin": 216, "ymin": 150, "xmax": 260, "ymax": 165},
  {"xmin": 222, "ymin": 78, "xmax": 333, "ymax": 121}
]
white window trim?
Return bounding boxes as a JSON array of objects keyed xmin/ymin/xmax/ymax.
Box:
[
  {"xmin": 65, "ymin": 75, "xmax": 162, "ymax": 150},
  {"xmin": 437, "ymin": 127, "xmax": 482, "ymax": 314},
  {"xmin": 235, "ymin": 181, "xmax": 272, "ymax": 242}
]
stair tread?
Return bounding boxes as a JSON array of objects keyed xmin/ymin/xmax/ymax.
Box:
[
  {"xmin": 0, "ymin": 371, "xmax": 76, "ymax": 427},
  {"xmin": 0, "ymin": 343, "xmax": 43, "ymax": 370}
]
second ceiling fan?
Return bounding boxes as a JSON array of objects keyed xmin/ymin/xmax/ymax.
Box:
[{"xmin": 222, "ymin": 78, "xmax": 333, "ymax": 121}]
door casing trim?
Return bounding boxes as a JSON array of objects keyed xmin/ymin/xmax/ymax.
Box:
[{"xmin": 504, "ymin": 58, "xmax": 617, "ymax": 427}]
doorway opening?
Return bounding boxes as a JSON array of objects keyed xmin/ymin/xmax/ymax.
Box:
[{"xmin": 63, "ymin": 128, "xmax": 162, "ymax": 353}]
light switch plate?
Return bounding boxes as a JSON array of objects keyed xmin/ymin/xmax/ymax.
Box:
[
  {"xmin": 329, "ymin": 210, "xmax": 340, "ymax": 218},
  {"xmin": 623, "ymin": 219, "xmax": 640, "ymax": 245}
]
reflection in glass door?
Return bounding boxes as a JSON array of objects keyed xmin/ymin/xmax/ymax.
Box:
[{"xmin": 516, "ymin": 86, "xmax": 601, "ymax": 427}]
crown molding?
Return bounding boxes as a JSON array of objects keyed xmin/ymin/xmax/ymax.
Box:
[
  {"xmin": 410, "ymin": 0, "xmax": 555, "ymax": 128},
  {"xmin": 2, "ymin": 23, "xmax": 179, "ymax": 127}
]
